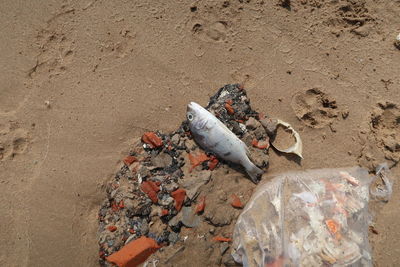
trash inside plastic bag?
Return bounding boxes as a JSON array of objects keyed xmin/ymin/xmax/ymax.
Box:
[{"xmin": 232, "ymin": 167, "xmax": 392, "ymax": 267}]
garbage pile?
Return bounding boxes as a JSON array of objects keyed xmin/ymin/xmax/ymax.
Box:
[
  {"xmin": 232, "ymin": 165, "xmax": 393, "ymax": 267},
  {"xmin": 98, "ymin": 84, "xmax": 276, "ymax": 266}
]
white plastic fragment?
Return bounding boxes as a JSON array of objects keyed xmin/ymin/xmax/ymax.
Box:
[{"xmin": 271, "ymin": 119, "xmax": 303, "ymax": 159}]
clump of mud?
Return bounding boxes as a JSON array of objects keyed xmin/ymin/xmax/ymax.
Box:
[{"xmin": 97, "ymin": 84, "xmax": 276, "ymax": 266}]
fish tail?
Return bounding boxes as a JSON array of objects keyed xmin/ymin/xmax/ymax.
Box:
[{"xmin": 243, "ymin": 159, "xmax": 263, "ymax": 184}]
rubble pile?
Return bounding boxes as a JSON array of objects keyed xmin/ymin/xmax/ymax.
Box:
[{"xmin": 98, "ymin": 84, "xmax": 278, "ymax": 266}]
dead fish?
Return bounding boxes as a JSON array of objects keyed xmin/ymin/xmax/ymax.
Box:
[{"xmin": 187, "ymin": 102, "xmax": 263, "ymax": 183}]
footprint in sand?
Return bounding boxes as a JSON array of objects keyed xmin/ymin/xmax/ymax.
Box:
[
  {"xmin": 370, "ymin": 102, "xmax": 400, "ymax": 162},
  {"xmin": 291, "ymin": 88, "xmax": 339, "ymax": 128},
  {"xmin": 191, "ymin": 20, "xmax": 228, "ymax": 43},
  {"xmin": 0, "ymin": 118, "xmax": 29, "ymax": 161}
]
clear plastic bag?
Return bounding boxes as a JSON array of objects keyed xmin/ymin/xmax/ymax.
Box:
[{"xmin": 232, "ymin": 167, "xmax": 386, "ymax": 267}]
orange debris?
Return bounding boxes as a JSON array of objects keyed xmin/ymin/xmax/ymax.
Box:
[
  {"xmin": 188, "ymin": 152, "xmax": 210, "ymax": 172},
  {"xmin": 251, "ymin": 138, "xmax": 269, "ymax": 149},
  {"xmin": 208, "ymin": 156, "xmax": 219, "ymax": 170},
  {"xmin": 123, "ymin": 156, "xmax": 137, "ymax": 166},
  {"xmin": 161, "ymin": 209, "xmax": 169, "ymax": 216},
  {"xmin": 195, "ymin": 196, "xmax": 206, "ymax": 214},
  {"xmin": 140, "ymin": 181, "xmax": 160, "ymax": 203},
  {"xmin": 225, "ymin": 103, "xmax": 235, "ymax": 115},
  {"xmin": 106, "ymin": 237, "xmax": 161, "ymax": 267},
  {"xmin": 171, "ymin": 188, "xmax": 186, "ymax": 211},
  {"xmin": 231, "ymin": 194, "xmax": 243, "ymax": 209},
  {"xmin": 213, "ymin": 236, "xmax": 232, "ymax": 242},
  {"xmin": 107, "ymin": 225, "xmax": 117, "ymax": 232},
  {"xmin": 141, "ymin": 132, "xmax": 163, "ymax": 148}
]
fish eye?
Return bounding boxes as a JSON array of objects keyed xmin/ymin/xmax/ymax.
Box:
[{"xmin": 187, "ymin": 113, "xmax": 194, "ymax": 121}]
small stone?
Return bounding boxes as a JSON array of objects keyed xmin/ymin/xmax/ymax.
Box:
[
  {"xmin": 171, "ymin": 134, "xmax": 180, "ymax": 145},
  {"xmin": 184, "ymin": 139, "xmax": 197, "ymax": 151},
  {"xmin": 159, "ymin": 195, "xmax": 174, "ymax": 206},
  {"xmin": 253, "ymin": 126, "xmax": 266, "ymax": 140},
  {"xmin": 209, "ymin": 227, "xmax": 215, "ymax": 234},
  {"xmin": 151, "ymin": 152, "xmax": 172, "ymax": 168},
  {"xmin": 342, "ymin": 110, "xmax": 349, "ymax": 119},
  {"xmin": 182, "ymin": 170, "xmax": 212, "ymax": 200},
  {"xmin": 168, "ymin": 232, "xmax": 180, "ymax": 243},
  {"xmin": 181, "ymin": 206, "xmax": 201, "ymax": 228},
  {"xmin": 164, "ymin": 182, "xmax": 179, "ymax": 193},
  {"xmin": 260, "ymin": 118, "xmax": 278, "ymax": 136},
  {"xmin": 168, "ymin": 212, "xmax": 183, "ymax": 228},
  {"xmin": 245, "ymin": 117, "xmax": 261, "ymax": 130},
  {"xmin": 140, "ymin": 221, "xmax": 149, "ymax": 235},
  {"xmin": 204, "ymin": 208, "xmax": 233, "ymax": 226},
  {"xmin": 138, "ymin": 165, "xmax": 151, "ymax": 178}
]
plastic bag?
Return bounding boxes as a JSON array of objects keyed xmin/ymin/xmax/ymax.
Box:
[{"xmin": 232, "ymin": 167, "xmax": 385, "ymax": 267}]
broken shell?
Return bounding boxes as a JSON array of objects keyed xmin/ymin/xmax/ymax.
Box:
[{"xmin": 270, "ymin": 119, "xmax": 303, "ymax": 159}]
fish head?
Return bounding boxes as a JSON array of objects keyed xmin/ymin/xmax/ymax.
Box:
[{"xmin": 187, "ymin": 102, "xmax": 210, "ymax": 130}]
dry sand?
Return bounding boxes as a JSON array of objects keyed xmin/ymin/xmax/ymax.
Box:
[{"xmin": 0, "ymin": 0, "xmax": 399, "ymax": 266}]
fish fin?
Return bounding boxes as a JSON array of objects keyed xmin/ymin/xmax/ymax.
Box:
[{"xmin": 243, "ymin": 160, "xmax": 263, "ymax": 184}]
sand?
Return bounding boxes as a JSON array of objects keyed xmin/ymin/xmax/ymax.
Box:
[{"xmin": 0, "ymin": 0, "xmax": 399, "ymax": 266}]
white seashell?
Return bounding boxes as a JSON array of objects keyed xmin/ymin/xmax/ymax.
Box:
[{"xmin": 271, "ymin": 119, "xmax": 303, "ymax": 159}]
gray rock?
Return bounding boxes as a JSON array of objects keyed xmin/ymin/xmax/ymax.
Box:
[
  {"xmin": 245, "ymin": 117, "xmax": 261, "ymax": 130},
  {"xmin": 249, "ymin": 147, "xmax": 268, "ymax": 168},
  {"xmin": 171, "ymin": 134, "xmax": 181, "ymax": 145},
  {"xmin": 181, "ymin": 206, "xmax": 201, "ymax": 228},
  {"xmin": 151, "ymin": 152, "xmax": 172, "ymax": 168},
  {"xmin": 164, "ymin": 181, "xmax": 179, "ymax": 193},
  {"xmin": 138, "ymin": 165, "xmax": 151, "ymax": 178},
  {"xmin": 168, "ymin": 232, "xmax": 180, "ymax": 244},
  {"xmin": 183, "ymin": 170, "xmax": 212, "ymax": 200},
  {"xmin": 140, "ymin": 221, "xmax": 149, "ymax": 235},
  {"xmin": 205, "ymin": 208, "xmax": 233, "ymax": 226},
  {"xmin": 159, "ymin": 195, "xmax": 174, "ymax": 206},
  {"xmin": 260, "ymin": 118, "xmax": 278, "ymax": 137},
  {"xmin": 253, "ymin": 126, "xmax": 266, "ymax": 140},
  {"xmin": 168, "ymin": 211, "xmax": 183, "ymax": 228}
]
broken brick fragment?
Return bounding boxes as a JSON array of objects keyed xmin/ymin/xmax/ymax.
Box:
[
  {"xmin": 195, "ymin": 196, "xmax": 206, "ymax": 214},
  {"xmin": 231, "ymin": 194, "xmax": 243, "ymax": 209},
  {"xmin": 123, "ymin": 156, "xmax": 137, "ymax": 166},
  {"xmin": 140, "ymin": 181, "xmax": 160, "ymax": 203},
  {"xmin": 111, "ymin": 201, "xmax": 119, "ymax": 212},
  {"xmin": 108, "ymin": 225, "xmax": 117, "ymax": 232},
  {"xmin": 224, "ymin": 102, "xmax": 235, "ymax": 115},
  {"xmin": 141, "ymin": 132, "xmax": 163, "ymax": 148},
  {"xmin": 106, "ymin": 237, "xmax": 161, "ymax": 267},
  {"xmin": 251, "ymin": 138, "xmax": 270, "ymax": 149},
  {"xmin": 171, "ymin": 188, "xmax": 186, "ymax": 211},
  {"xmin": 161, "ymin": 209, "xmax": 169, "ymax": 216},
  {"xmin": 213, "ymin": 236, "xmax": 232, "ymax": 242},
  {"xmin": 118, "ymin": 200, "xmax": 124, "ymax": 209},
  {"xmin": 188, "ymin": 152, "xmax": 210, "ymax": 172}
]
